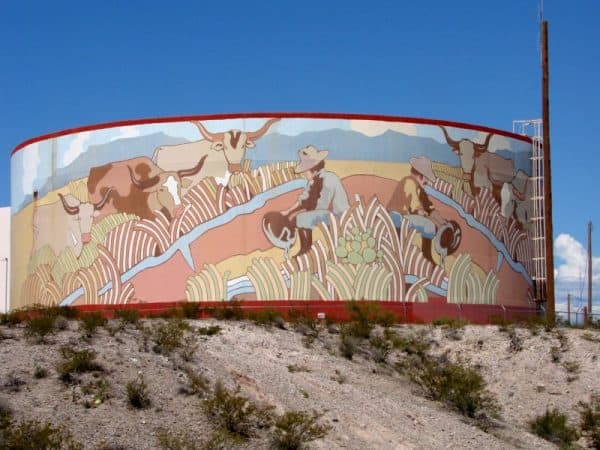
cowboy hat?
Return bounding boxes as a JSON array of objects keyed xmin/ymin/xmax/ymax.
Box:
[
  {"xmin": 409, "ymin": 156, "xmax": 437, "ymax": 183},
  {"xmin": 294, "ymin": 145, "xmax": 329, "ymax": 174}
]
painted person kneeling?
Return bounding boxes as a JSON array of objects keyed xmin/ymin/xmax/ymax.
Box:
[{"xmin": 281, "ymin": 145, "xmax": 350, "ymax": 257}]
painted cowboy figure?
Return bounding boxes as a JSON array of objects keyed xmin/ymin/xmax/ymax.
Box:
[
  {"xmin": 387, "ymin": 156, "xmax": 460, "ymax": 264},
  {"xmin": 280, "ymin": 145, "xmax": 350, "ymax": 257}
]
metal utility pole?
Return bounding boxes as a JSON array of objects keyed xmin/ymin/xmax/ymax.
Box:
[
  {"xmin": 542, "ymin": 20, "xmax": 555, "ymax": 324},
  {"xmin": 589, "ymin": 221, "xmax": 593, "ymax": 314},
  {"xmin": 567, "ymin": 293, "xmax": 571, "ymax": 325}
]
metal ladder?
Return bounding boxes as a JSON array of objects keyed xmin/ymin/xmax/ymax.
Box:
[{"xmin": 513, "ymin": 119, "xmax": 546, "ymax": 302}]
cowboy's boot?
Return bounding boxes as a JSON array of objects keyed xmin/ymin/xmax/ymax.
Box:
[{"xmin": 295, "ymin": 228, "xmax": 313, "ymax": 257}]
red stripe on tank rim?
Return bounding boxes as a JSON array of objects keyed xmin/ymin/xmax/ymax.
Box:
[{"xmin": 10, "ymin": 112, "xmax": 533, "ymax": 157}]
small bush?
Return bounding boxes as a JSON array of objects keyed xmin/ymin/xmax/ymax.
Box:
[
  {"xmin": 179, "ymin": 367, "xmax": 210, "ymax": 397},
  {"xmin": 330, "ymin": 370, "xmax": 347, "ymax": 384},
  {"xmin": 369, "ymin": 336, "xmax": 392, "ymax": 363},
  {"xmin": 3, "ymin": 372, "xmax": 25, "ymax": 393},
  {"xmin": 508, "ymin": 328, "xmax": 523, "ymax": 353},
  {"xmin": 24, "ymin": 315, "xmax": 56, "ymax": 343},
  {"xmin": 33, "ymin": 365, "xmax": 48, "ymax": 379},
  {"xmin": 0, "ymin": 419, "xmax": 82, "ymax": 449},
  {"xmin": 384, "ymin": 329, "xmax": 430, "ymax": 358},
  {"xmin": 211, "ymin": 301, "xmax": 245, "ymax": 321},
  {"xmin": 79, "ymin": 312, "xmax": 106, "ymax": 337},
  {"xmin": 126, "ymin": 375, "xmax": 151, "ymax": 409},
  {"xmin": 180, "ymin": 302, "xmax": 201, "ymax": 319},
  {"xmin": 579, "ymin": 394, "xmax": 600, "ymax": 449},
  {"xmin": 81, "ymin": 378, "xmax": 111, "ymax": 408},
  {"xmin": 431, "ymin": 317, "xmax": 468, "ymax": 329},
  {"xmin": 57, "ymin": 346, "xmax": 103, "ymax": 383},
  {"xmin": 287, "ymin": 364, "xmax": 311, "ymax": 373},
  {"xmin": 0, "ymin": 310, "xmax": 24, "ymax": 326},
  {"xmin": 152, "ymin": 319, "xmax": 188, "ymax": 355},
  {"xmin": 114, "ymin": 309, "xmax": 140, "ymax": 325},
  {"xmin": 156, "ymin": 429, "xmax": 199, "ymax": 450},
  {"xmin": 179, "ymin": 334, "xmax": 198, "ymax": 362},
  {"xmin": 529, "ymin": 408, "xmax": 578, "ymax": 448},
  {"xmin": 197, "ymin": 325, "xmax": 221, "ymax": 336},
  {"xmin": 247, "ymin": 310, "xmax": 285, "ymax": 329},
  {"xmin": 406, "ymin": 355, "xmax": 499, "ymax": 423},
  {"xmin": 270, "ymin": 410, "xmax": 331, "ymax": 450},
  {"xmin": 338, "ymin": 330, "xmax": 358, "ymax": 360},
  {"xmin": 202, "ymin": 381, "xmax": 270, "ymax": 438},
  {"xmin": 550, "ymin": 346, "xmax": 561, "ymax": 363}
]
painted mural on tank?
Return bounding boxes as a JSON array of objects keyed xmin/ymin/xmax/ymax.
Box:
[{"xmin": 10, "ymin": 116, "xmax": 535, "ymax": 309}]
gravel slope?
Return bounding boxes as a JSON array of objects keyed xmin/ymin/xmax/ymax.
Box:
[{"xmin": 1, "ymin": 318, "xmax": 596, "ymax": 449}]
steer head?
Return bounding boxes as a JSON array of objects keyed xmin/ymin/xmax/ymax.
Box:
[
  {"xmin": 58, "ymin": 187, "xmax": 112, "ymax": 249},
  {"xmin": 191, "ymin": 118, "xmax": 280, "ymax": 173},
  {"xmin": 129, "ymin": 157, "xmax": 206, "ymax": 219},
  {"xmin": 439, "ymin": 126, "xmax": 493, "ymax": 180}
]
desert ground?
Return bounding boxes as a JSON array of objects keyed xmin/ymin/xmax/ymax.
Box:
[{"xmin": 1, "ymin": 309, "xmax": 599, "ymax": 449}]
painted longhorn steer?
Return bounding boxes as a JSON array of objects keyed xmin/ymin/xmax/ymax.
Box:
[
  {"xmin": 87, "ymin": 156, "xmax": 206, "ymax": 221},
  {"xmin": 152, "ymin": 118, "xmax": 280, "ymax": 189},
  {"xmin": 32, "ymin": 189, "xmax": 112, "ymax": 257},
  {"xmin": 439, "ymin": 126, "xmax": 515, "ymax": 200}
]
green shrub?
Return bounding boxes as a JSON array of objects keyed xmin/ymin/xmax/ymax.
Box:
[
  {"xmin": 0, "ymin": 398, "xmax": 12, "ymax": 429},
  {"xmin": 197, "ymin": 325, "xmax": 221, "ymax": 336},
  {"xmin": 406, "ymin": 356, "xmax": 499, "ymax": 423},
  {"xmin": 156, "ymin": 429, "xmax": 199, "ymax": 450},
  {"xmin": 126, "ymin": 375, "xmax": 151, "ymax": 409},
  {"xmin": 246, "ymin": 310, "xmax": 285, "ymax": 329},
  {"xmin": 4, "ymin": 372, "xmax": 25, "ymax": 393},
  {"xmin": 33, "ymin": 365, "xmax": 48, "ymax": 379},
  {"xmin": 179, "ymin": 335, "xmax": 198, "ymax": 362},
  {"xmin": 57, "ymin": 346, "xmax": 103, "ymax": 383},
  {"xmin": 114, "ymin": 309, "xmax": 140, "ymax": 325},
  {"xmin": 338, "ymin": 330, "xmax": 358, "ymax": 360},
  {"xmin": 529, "ymin": 408, "xmax": 578, "ymax": 448},
  {"xmin": 179, "ymin": 367, "xmax": 210, "ymax": 397},
  {"xmin": 384, "ymin": 329, "xmax": 430, "ymax": 358},
  {"xmin": 24, "ymin": 315, "xmax": 56, "ymax": 343},
  {"xmin": 508, "ymin": 328, "xmax": 523, "ymax": 352},
  {"xmin": 79, "ymin": 313, "xmax": 106, "ymax": 337},
  {"xmin": 369, "ymin": 336, "xmax": 392, "ymax": 363},
  {"xmin": 202, "ymin": 381, "xmax": 271, "ymax": 438},
  {"xmin": 0, "ymin": 419, "xmax": 83, "ymax": 449},
  {"xmin": 550, "ymin": 346, "xmax": 561, "ymax": 363},
  {"xmin": 270, "ymin": 410, "xmax": 330, "ymax": 450},
  {"xmin": 81, "ymin": 378, "xmax": 111, "ymax": 408},
  {"xmin": 211, "ymin": 301, "xmax": 245, "ymax": 321},
  {"xmin": 180, "ymin": 303, "xmax": 201, "ymax": 319},
  {"xmin": 0, "ymin": 310, "xmax": 23, "ymax": 326},
  {"xmin": 152, "ymin": 319, "xmax": 188, "ymax": 355},
  {"xmin": 345, "ymin": 301, "xmax": 376, "ymax": 339},
  {"xmin": 579, "ymin": 394, "xmax": 600, "ymax": 449},
  {"xmin": 431, "ymin": 317, "xmax": 468, "ymax": 328}
]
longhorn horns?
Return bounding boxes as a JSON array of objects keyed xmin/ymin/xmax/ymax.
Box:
[
  {"xmin": 129, "ymin": 166, "xmax": 160, "ymax": 190},
  {"xmin": 190, "ymin": 117, "xmax": 280, "ymax": 142},
  {"xmin": 439, "ymin": 125, "xmax": 494, "ymax": 154},
  {"xmin": 93, "ymin": 187, "xmax": 113, "ymax": 211},
  {"xmin": 58, "ymin": 193, "xmax": 80, "ymax": 216},
  {"xmin": 177, "ymin": 155, "xmax": 207, "ymax": 178}
]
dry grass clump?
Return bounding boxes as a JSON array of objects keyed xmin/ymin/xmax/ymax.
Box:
[
  {"xmin": 178, "ymin": 367, "xmax": 210, "ymax": 397},
  {"xmin": 0, "ymin": 400, "xmax": 82, "ymax": 449},
  {"xmin": 24, "ymin": 315, "xmax": 57, "ymax": 344},
  {"xmin": 579, "ymin": 394, "xmax": 600, "ymax": 449},
  {"xmin": 197, "ymin": 325, "xmax": 221, "ymax": 336},
  {"xmin": 126, "ymin": 375, "xmax": 151, "ymax": 409},
  {"xmin": 151, "ymin": 319, "xmax": 190, "ymax": 355},
  {"xmin": 113, "ymin": 309, "xmax": 140, "ymax": 325},
  {"xmin": 79, "ymin": 312, "xmax": 106, "ymax": 338},
  {"xmin": 271, "ymin": 410, "xmax": 331, "ymax": 450},
  {"xmin": 528, "ymin": 408, "xmax": 578, "ymax": 448},
  {"xmin": 57, "ymin": 346, "xmax": 103, "ymax": 383},
  {"xmin": 202, "ymin": 381, "xmax": 273, "ymax": 439}
]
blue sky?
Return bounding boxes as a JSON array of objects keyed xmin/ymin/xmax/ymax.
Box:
[{"xmin": 1, "ymin": 0, "xmax": 598, "ymax": 310}]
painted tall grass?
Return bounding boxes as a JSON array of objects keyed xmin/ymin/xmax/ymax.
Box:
[
  {"xmin": 447, "ymin": 254, "xmax": 499, "ymax": 304},
  {"xmin": 186, "ymin": 264, "xmax": 230, "ymax": 302}
]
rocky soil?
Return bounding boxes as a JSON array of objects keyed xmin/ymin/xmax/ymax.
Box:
[{"xmin": 0, "ymin": 315, "xmax": 599, "ymax": 449}]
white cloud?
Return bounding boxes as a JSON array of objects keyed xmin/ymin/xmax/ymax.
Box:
[
  {"xmin": 554, "ymin": 233, "xmax": 600, "ymax": 311},
  {"xmin": 62, "ymin": 131, "xmax": 91, "ymax": 167},
  {"xmin": 554, "ymin": 233, "xmax": 600, "ymax": 282},
  {"xmin": 350, "ymin": 120, "xmax": 417, "ymax": 137},
  {"xmin": 21, "ymin": 143, "xmax": 40, "ymax": 195},
  {"xmin": 110, "ymin": 126, "xmax": 141, "ymax": 142}
]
